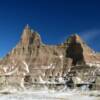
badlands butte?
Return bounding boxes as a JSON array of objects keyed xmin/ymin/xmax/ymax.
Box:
[{"xmin": 0, "ymin": 25, "xmax": 100, "ymax": 91}]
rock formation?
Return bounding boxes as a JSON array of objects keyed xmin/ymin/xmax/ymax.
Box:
[{"xmin": 0, "ymin": 25, "xmax": 100, "ymax": 91}]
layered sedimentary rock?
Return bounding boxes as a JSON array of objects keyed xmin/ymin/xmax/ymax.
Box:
[{"xmin": 0, "ymin": 25, "xmax": 100, "ymax": 90}]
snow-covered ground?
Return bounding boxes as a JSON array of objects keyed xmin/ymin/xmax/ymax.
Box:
[{"xmin": 0, "ymin": 90, "xmax": 99, "ymax": 100}]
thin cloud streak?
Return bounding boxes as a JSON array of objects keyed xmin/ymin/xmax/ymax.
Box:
[
  {"xmin": 80, "ymin": 29, "xmax": 100, "ymax": 42},
  {"xmin": 79, "ymin": 29, "xmax": 100, "ymax": 52}
]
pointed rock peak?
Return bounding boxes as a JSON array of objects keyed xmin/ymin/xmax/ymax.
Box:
[
  {"xmin": 22, "ymin": 24, "xmax": 31, "ymax": 36},
  {"xmin": 21, "ymin": 24, "xmax": 32, "ymax": 44},
  {"xmin": 67, "ymin": 33, "xmax": 83, "ymax": 44},
  {"xmin": 72, "ymin": 33, "xmax": 81, "ymax": 39},
  {"xmin": 20, "ymin": 25, "xmax": 41, "ymax": 46}
]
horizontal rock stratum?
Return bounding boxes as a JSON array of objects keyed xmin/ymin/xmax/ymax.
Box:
[{"xmin": 0, "ymin": 25, "xmax": 100, "ymax": 91}]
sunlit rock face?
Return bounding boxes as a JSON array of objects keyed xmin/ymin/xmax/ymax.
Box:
[
  {"xmin": 0, "ymin": 25, "xmax": 100, "ymax": 91},
  {"xmin": 21, "ymin": 24, "xmax": 41, "ymax": 47}
]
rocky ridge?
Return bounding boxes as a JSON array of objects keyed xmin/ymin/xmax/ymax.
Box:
[{"xmin": 0, "ymin": 25, "xmax": 100, "ymax": 91}]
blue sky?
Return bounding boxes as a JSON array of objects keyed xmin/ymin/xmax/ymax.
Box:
[{"xmin": 0, "ymin": 0, "xmax": 100, "ymax": 57}]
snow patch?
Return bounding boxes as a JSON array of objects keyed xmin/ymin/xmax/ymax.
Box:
[
  {"xmin": 87, "ymin": 62, "xmax": 100, "ymax": 67},
  {"xmin": 59, "ymin": 54, "xmax": 63, "ymax": 59},
  {"xmin": 58, "ymin": 77, "xmax": 65, "ymax": 83},
  {"xmin": 5, "ymin": 68, "xmax": 18, "ymax": 75},
  {"xmin": 73, "ymin": 77, "xmax": 84, "ymax": 84},
  {"xmin": 3, "ymin": 67, "xmax": 8, "ymax": 73},
  {"xmin": 39, "ymin": 76, "xmax": 45, "ymax": 83},
  {"xmin": 20, "ymin": 78, "xmax": 25, "ymax": 89},
  {"xmin": 0, "ymin": 90, "xmax": 97, "ymax": 100},
  {"xmin": 22, "ymin": 61, "xmax": 29, "ymax": 73}
]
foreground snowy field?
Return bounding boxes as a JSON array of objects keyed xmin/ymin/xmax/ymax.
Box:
[{"xmin": 0, "ymin": 90, "xmax": 99, "ymax": 100}]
